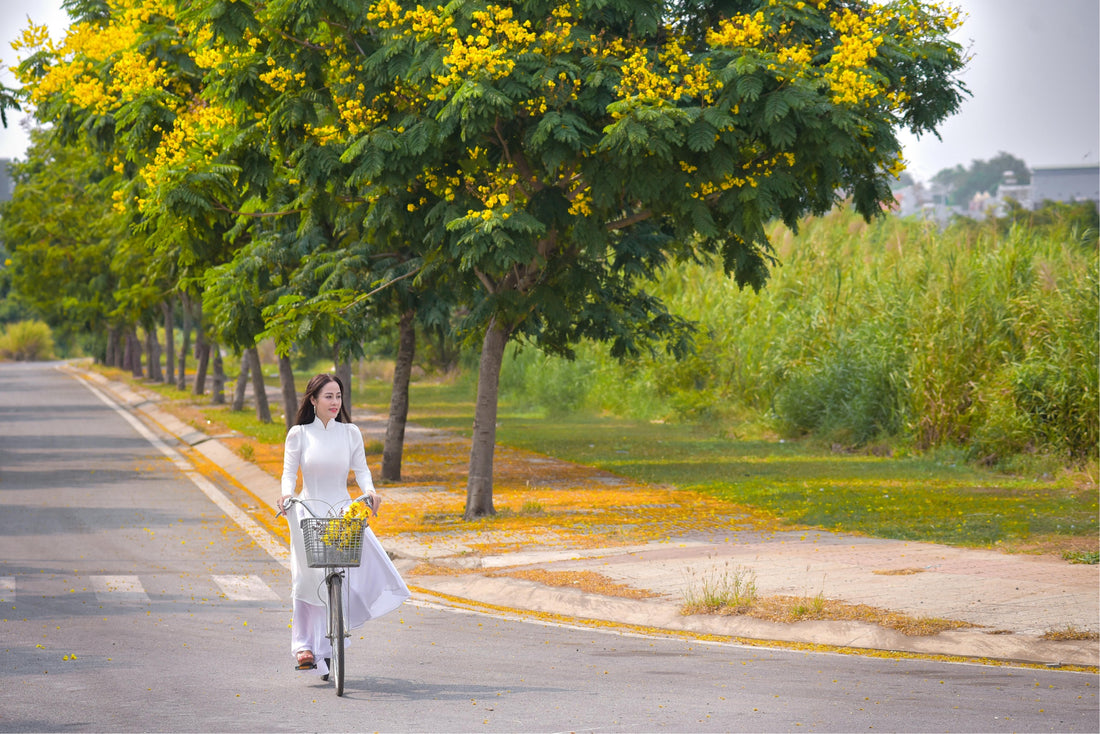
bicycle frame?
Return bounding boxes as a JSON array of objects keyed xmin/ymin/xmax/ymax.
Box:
[{"xmin": 277, "ymin": 497, "xmax": 361, "ymax": 696}]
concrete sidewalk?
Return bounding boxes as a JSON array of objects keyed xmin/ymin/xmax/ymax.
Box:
[{"xmin": 67, "ymin": 365, "xmax": 1100, "ymax": 668}]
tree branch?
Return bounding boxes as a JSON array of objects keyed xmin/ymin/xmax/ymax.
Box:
[
  {"xmin": 343, "ymin": 266, "xmax": 423, "ymax": 310},
  {"xmin": 211, "ymin": 201, "xmax": 306, "ymax": 218},
  {"xmin": 606, "ymin": 207, "xmax": 654, "ymax": 231},
  {"xmin": 473, "ymin": 267, "xmax": 498, "ymax": 294},
  {"xmin": 494, "ymin": 117, "xmax": 541, "ymax": 197}
]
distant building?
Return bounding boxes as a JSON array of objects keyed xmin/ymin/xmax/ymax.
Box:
[
  {"xmin": 890, "ymin": 181, "xmax": 956, "ymax": 222},
  {"xmin": 890, "ymin": 184, "xmax": 923, "ymax": 217},
  {"xmin": 995, "ymin": 170, "xmax": 1031, "ymax": 211},
  {"xmin": 991, "ymin": 165, "xmax": 1099, "ymax": 213},
  {"xmin": 901, "ymin": 165, "xmax": 1100, "ymax": 222},
  {"xmin": 1030, "ymin": 166, "xmax": 1100, "ymax": 207}
]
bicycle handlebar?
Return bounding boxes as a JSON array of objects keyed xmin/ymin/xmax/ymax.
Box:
[
  {"xmin": 275, "ymin": 496, "xmax": 301, "ymax": 518},
  {"xmin": 275, "ymin": 494, "xmax": 378, "ymax": 518}
]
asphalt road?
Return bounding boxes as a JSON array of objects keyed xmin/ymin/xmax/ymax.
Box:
[{"xmin": 1, "ymin": 361, "xmax": 1096, "ymax": 733}]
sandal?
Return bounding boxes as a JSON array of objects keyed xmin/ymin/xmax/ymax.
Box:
[{"xmin": 295, "ymin": 650, "xmax": 316, "ymax": 670}]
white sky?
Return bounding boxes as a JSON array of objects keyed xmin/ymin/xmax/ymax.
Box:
[{"xmin": 1, "ymin": 0, "xmax": 1098, "ymax": 183}]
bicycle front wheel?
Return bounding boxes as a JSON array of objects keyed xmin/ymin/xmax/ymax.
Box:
[{"xmin": 328, "ymin": 574, "xmax": 346, "ymax": 696}]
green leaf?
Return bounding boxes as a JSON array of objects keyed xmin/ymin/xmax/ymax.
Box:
[
  {"xmin": 687, "ymin": 117, "xmax": 719, "ymax": 152},
  {"xmin": 763, "ymin": 91, "xmax": 790, "ymax": 124}
]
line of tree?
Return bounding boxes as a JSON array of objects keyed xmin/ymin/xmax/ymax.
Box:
[
  {"xmin": 931, "ymin": 151, "xmax": 1030, "ymax": 206},
  {"xmin": 0, "ymin": 0, "xmax": 966, "ymax": 519}
]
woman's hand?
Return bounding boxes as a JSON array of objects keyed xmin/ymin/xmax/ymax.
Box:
[
  {"xmin": 357, "ymin": 492, "xmax": 381, "ymax": 516},
  {"xmin": 278, "ymin": 495, "xmax": 294, "ymax": 515}
]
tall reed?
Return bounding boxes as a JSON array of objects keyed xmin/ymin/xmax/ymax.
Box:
[{"xmin": 500, "ymin": 207, "xmax": 1098, "ymax": 466}]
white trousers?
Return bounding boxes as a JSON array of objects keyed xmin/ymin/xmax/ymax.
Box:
[{"xmin": 291, "ymin": 598, "xmax": 342, "ymax": 676}]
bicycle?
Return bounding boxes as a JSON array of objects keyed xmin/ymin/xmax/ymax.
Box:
[{"xmin": 277, "ymin": 496, "xmax": 371, "ymax": 696}]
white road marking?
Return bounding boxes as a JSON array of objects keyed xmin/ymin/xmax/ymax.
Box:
[
  {"xmin": 91, "ymin": 575, "xmax": 150, "ymax": 603},
  {"xmin": 211, "ymin": 574, "xmax": 280, "ymax": 601},
  {"xmin": 1, "ymin": 576, "xmax": 13, "ymax": 604}
]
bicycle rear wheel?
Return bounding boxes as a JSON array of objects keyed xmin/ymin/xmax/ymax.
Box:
[{"xmin": 327, "ymin": 574, "xmax": 346, "ymax": 696}]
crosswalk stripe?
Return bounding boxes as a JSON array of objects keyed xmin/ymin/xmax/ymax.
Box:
[
  {"xmin": 1, "ymin": 576, "xmax": 13, "ymax": 604},
  {"xmin": 211, "ymin": 574, "xmax": 281, "ymax": 601},
  {"xmin": 91, "ymin": 575, "xmax": 150, "ymax": 603}
]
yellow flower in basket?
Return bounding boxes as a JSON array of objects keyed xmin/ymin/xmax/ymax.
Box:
[{"xmin": 320, "ymin": 500, "xmax": 370, "ymax": 550}]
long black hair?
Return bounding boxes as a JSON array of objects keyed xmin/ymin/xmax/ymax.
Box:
[{"xmin": 292, "ymin": 373, "xmax": 351, "ymax": 427}]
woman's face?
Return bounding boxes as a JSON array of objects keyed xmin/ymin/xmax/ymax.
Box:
[{"xmin": 310, "ymin": 380, "xmax": 342, "ymax": 423}]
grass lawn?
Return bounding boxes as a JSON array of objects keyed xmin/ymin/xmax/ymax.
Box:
[
  {"xmin": 354, "ymin": 377, "xmax": 1098, "ymax": 558},
  {"xmin": 109, "ymin": 366, "xmax": 1097, "ymax": 559}
]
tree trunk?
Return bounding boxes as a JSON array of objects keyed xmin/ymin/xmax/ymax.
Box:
[
  {"xmin": 232, "ymin": 352, "xmax": 250, "ymax": 411},
  {"xmin": 382, "ymin": 310, "xmax": 416, "ymax": 481},
  {"xmin": 192, "ymin": 300, "xmax": 208, "ymax": 396},
  {"xmin": 277, "ymin": 355, "xmax": 298, "ymax": 429},
  {"xmin": 145, "ymin": 326, "xmax": 162, "ymax": 382},
  {"xmin": 193, "ymin": 339, "xmax": 209, "ymax": 396},
  {"xmin": 211, "ymin": 343, "xmax": 225, "ymax": 404},
  {"xmin": 177, "ymin": 295, "xmax": 191, "ymax": 391},
  {"xmin": 335, "ymin": 352, "xmax": 352, "ymax": 421},
  {"xmin": 464, "ymin": 318, "xmax": 508, "ymax": 519},
  {"xmin": 129, "ymin": 328, "xmax": 143, "ymax": 378},
  {"xmin": 248, "ymin": 346, "xmax": 272, "ymax": 423},
  {"xmin": 162, "ymin": 300, "xmax": 175, "ymax": 385},
  {"xmin": 105, "ymin": 327, "xmax": 119, "ymax": 367},
  {"xmin": 121, "ymin": 330, "xmax": 133, "ymax": 372}
]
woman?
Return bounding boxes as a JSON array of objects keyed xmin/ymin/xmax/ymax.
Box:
[{"xmin": 279, "ymin": 373, "xmax": 410, "ymax": 674}]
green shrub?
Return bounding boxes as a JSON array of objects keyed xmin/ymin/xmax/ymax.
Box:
[
  {"xmin": 500, "ymin": 344, "xmax": 594, "ymax": 416},
  {"xmin": 774, "ymin": 330, "xmax": 906, "ymax": 443},
  {"xmin": 0, "ymin": 320, "xmax": 56, "ymax": 361},
  {"xmin": 481, "ymin": 207, "xmax": 1097, "ymax": 467}
]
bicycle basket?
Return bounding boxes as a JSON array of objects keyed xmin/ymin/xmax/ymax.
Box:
[{"xmin": 300, "ymin": 517, "xmax": 367, "ymax": 568}]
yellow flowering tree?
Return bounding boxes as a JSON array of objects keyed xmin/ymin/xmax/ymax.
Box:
[
  {"xmin": 185, "ymin": 0, "xmax": 966, "ymax": 518},
  {"xmin": 332, "ymin": 0, "xmax": 966, "ymax": 517},
  {"xmin": 4, "ymin": 1, "xmax": 202, "ymax": 372},
  {"xmin": 7, "ymin": 0, "xmax": 294, "ymax": 404}
]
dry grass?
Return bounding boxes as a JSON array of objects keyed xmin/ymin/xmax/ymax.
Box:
[
  {"xmin": 1041, "ymin": 625, "xmax": 1100, "ymax": 642},
  {"xmin": 749, "ymin": 596, "xmax": 975, "ymax": 636},
  {"xmin": 488, "ymin": 569, "xmax": 660, "ymax": 600},
  {"xmin": 1001, "ymin": 534, "xmax": 1100, "ymax": 559},
  {"xmin": 677, "ymin": 561, "xmax": 972, "ymax": 635},
  {"xmin": 410, "ymin": 561, "xmax": 970, "ymax": 635},
  {"xmin": 408, "ymin": 561, "xmax": 478, "ymax": 577},
  {"xmin": 407, "ymin": 563, "xmax": 661, "ymax": 600},
  {"xmin": 682, "ymin": 592, "xmax": 976, "ymax": 636}
]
